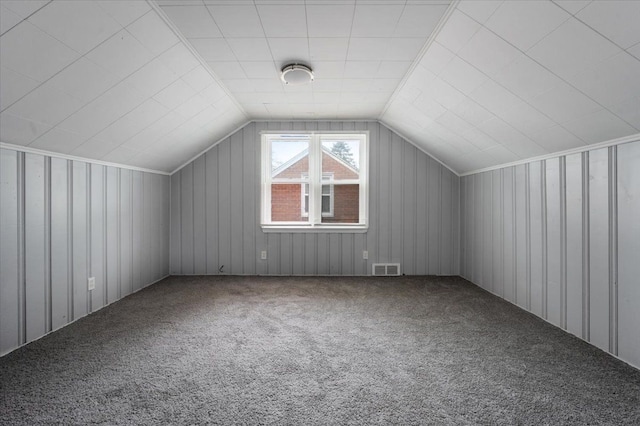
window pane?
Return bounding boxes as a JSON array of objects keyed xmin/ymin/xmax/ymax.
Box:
[
  {"xmin": 271, "ymin": 135, "xmax": 310, "ymax": 178},
  {"xmin": 321, "ymin": 139, "xmax": 360, "ymax": 180},
  {"xmin": 271, "ymin": 183, "xmax": 309, "ymax": 222},
  {"xmin": 321, "ymin": 184, "xmax": 330, "ymax": 195},
  {"xmin": 321, "ymin": 184, "xmax": 359, "ymax": 223},
  {"xmin": 321, "ymin": 195, "xmax": 330, "ymax": 213}
]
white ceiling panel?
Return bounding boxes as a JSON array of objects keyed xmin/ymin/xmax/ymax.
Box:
[
  {"xmin": 528, "ymin": 124, "xmax": 586, "ymax": 152},
  {"xmin": 161, "ymin": 6, "xmax": 221, "ymax": 38},
  {"xmin": 2, "ymin": 0, "xmax": 639, "ymax": 174},
  {"xmin": 351, "ymin": 4, "xmax": 404, "ymax": 38},
  {"xmin": 127, "ymin": 11, "xmax": 179, "ymax": 55},
  {"xmin": 552, "ymin": 1, "xmax": 591, "ymax": 16},
  {"xmin": 567, "ymin": 52, "xmax": 640, "ymax": 108},
  {"xmin": 455, "ymin": 0, "xmax": 502, "ymax": 24},
  {"xmin": 562, "ymin": 109, "xmax": 638, "ymax": 144},
  {"xmin": 0, "ymin": 5, "xmax": 22, "ymax": 36},
  {"xmin": 27, "ymin": 0, "xmax": 121, "ymax": 54},
  {"xmin": 457, "ymin": 28, "xmax": 521, "ymax": 76},
  {"xmin": 29, "ymin": 127, "xmax": 89, "ymax": 153},
  {"xmin": 576, "ymin": 0, "xmax": 640, "ymax": 49},
  {"xmin": 528, "ymin": 18, "xmax": 621, "ymax": 80},
  {"xmin": 0, "ymin": 66, "xmax": 40, "ymax": 110},
  {"xmin": 529, "ymin": 81, "xmax": 602, "ymax": 124},
  {"xmin": 256, "ymin": 4, "xmax": 307, "ymax": 38},
  {"xmin": 484, "ymin": 0, "xmax": 569, "ymax": 51},
  {"xmin": 395, "ymin": 4, "xmax": 449, "ymax": 37},
  {"xmin": 4, "ymin": 81, "xmax": 85, "ymax": 126},
  {"xmin": 46, "ymin": 57, "xmax": 119, "ymax": 104},
  {"xmin": 0, "ymin": 21, "xmax": 79, "ymax": 82},
  {"xmin": 434, "ymin": 10, "xmax": 481, "ymax": 54},
  {"xmin": 0, "ymin": 113, "xmax": 52, "ymax": 146},
  {"xmin": 309, "ymin": 38, "xmax": 349, "ymax": 61},
  {"xmin": 95, "ymin": 0, "xmax": 151, "ymax": 27},
  {"xmin": 86, "ymin": 29, "xmax": 154, "ymax": 78},
  {"xmin": 1, "ymin": 1, "xmax": 50, "ymax": 18},
  {"xmin": 206, "ymin": 5, "xmax": 264, "ymax": 38},
  {"xmin": 306, "ymin": 4, "xmax": 354, "ymax": 38}
]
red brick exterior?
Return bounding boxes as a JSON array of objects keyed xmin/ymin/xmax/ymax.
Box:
[{"xmin": 271, "ymin": 151, "xmax": 359, "ymax": 222}]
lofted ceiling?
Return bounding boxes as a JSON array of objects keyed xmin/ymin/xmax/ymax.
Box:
[{"xmin": 1, "ymin": 0, "xmax": 639, "ymax": 174}]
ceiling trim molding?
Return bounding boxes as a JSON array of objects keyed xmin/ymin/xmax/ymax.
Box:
[
  {"xmin": 459, "ymin": 132, "xmax": 640, "ymax": 177},
  {"xmin": 378, "ymin": 121, "xmax": 460, "ymax": 177},
  {"xmin": 378, "ymin": 0, "xmax": 460, "ymax": 120},
  {"xmin": 147, "ymin": 0, "xmax": 249, "ymax": 121},
  {"xmin": 0, "ymin": 142, "xmax": 170, "ymax": 175},
  {"xmin": 170, "ymin": 120, "xmax": 252, "ymax": 176}
]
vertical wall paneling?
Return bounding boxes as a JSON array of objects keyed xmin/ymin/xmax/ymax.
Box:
[
  {"xmin": 50, "ymin": 158, "xmax": 69, "ymax": 330},
  {"xmin": 71, "ymin": 162, "xmax": 88, "ymax": 320},
  {"xmin": 24, "ymin": 154, "xmax": 46, "ymax": 341},
  {"xmin": 608, "ymin": 147, "xmax": 618, "ymax": 355},
  {"xmin": 617, "ymin": 141, "xmax": 640, "ymax": 367},
  {"xmin": 230, "ymin": 131, "xmax": 244, "ymax": 274},
  {"xmin": 491, "ymin": 170, "xmax": 502, "ymax": 297},
  {"xmin": 565, "ymin": 153, "xmax": 584, "ymax": 338},
  {"xmin": 242, "ymin": 124, "xmax": 257, "ymax": 275},
  {"xmin": 180, "ymin": 165, "xmax": 194, "ymax": 274},
  {"xmin": 106, "ymin": 167, "xmax": 119, "ymax": 304},
  {"xmin": 120, "ymin": 170, "xmax": 132, "ymax": 297},
  {"xmin": 482, "ymin": 172, "xmax": 492, "ymax": 291},
  {"xmin": 460, "ymin": 140, "xmax": 640, "ymax": 370},
  {"xmin": 529, "ymin": 162, "xmax": 544, "ymax": 317},
  {"xmin": 402, "ymin": 143, "xmax": 416, "ymax": 275},
  {"xmin": 589, "ymin": 148, "xmax": 610, "ymax": 352},
  {"xmin": 514, "ymin": 165, "xmax": 528, "ymax": 308},
  {"xmin": 205, "ymin": 150, "xmax": 219, "ymax": 274},
  {"xmin": 0, "ymin": 149, "xmax": 20, "ymax": 353},
  {"xmin": 0, "ymin": 148, "xmax": 169, "ymax": 357},
  {"xmin": 218, "ymin": 138, "xmax": 231, "ymax": 274},
  {"xmin": 170, "ymin": 122, "xmax": 460, "ymax": 276},
  {"xmin": 546, "ymin": 158, "xmax": 562, "ymax": 326},
  {"xmin": 170, "ymin": 171, "xmax": 181, "ymax": 274},
  {"xmin": 90, "ymin": 165, "xmax": 105, "ymax": 312},
  {"xmin": 132, "ymin": 171, "xmax": 144, "ymax": 291},
  {"xmin": 193, "ymin": 157, "xmax": 207, "ymax": 274}
]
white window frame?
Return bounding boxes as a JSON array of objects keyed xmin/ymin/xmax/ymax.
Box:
[
  {"xmin": 301, "ymin": 173, "xmax": 334, "ymax": 218},
  {"xmin": 261, "ymin": 131, "xmax": 369, "ymax": 233}
]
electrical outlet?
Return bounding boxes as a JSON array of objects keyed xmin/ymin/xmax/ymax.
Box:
[
  {"xmin": 88, "ymin": 277, "xmax": 96, "ymax": 291},
  {"xmin": 363, "ymin": 250, "xmax": 368, "ymax": 260},
  {"xmin": 261, "ymin": 250, "xmax": 267, "ymax": 260}
]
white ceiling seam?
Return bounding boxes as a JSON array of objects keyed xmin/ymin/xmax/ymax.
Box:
[
  {"xmin": 378, "ymin": 0, "xmax": 459, "ymax": 120},
  {"xmin": 0, "ymin": 141, "xmax": 171, "ymax": 176},
  {"xmin": 459, "ymin": 132, "xmax": 640, "ymax": 177}
]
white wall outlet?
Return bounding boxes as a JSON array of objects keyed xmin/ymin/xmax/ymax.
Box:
[
  {"xmin": 261, "ymin": 250, "xmax": 267, "ymax": 260},
  {"xmin": 363, "ymin": 250, "xmax": 368, "ymax": 260},
  {"xmin": 88, "ymin": 277, "xmax": 96, "ymax": 291}
]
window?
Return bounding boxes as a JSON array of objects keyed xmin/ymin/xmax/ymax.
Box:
[
  {"xmin": 301, "ymin": 173, "xmax": 333, "ymax": 217},
  {"xmin": 261, "ymin": 132, "xmax": 368, "ymax": 232}
]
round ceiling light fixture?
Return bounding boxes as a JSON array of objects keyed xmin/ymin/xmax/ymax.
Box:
[{"xmin": 280, "ymin": 63, "xmax": 314, "ymax": 85}]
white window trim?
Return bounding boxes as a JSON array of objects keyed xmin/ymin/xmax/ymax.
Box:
[{"xmin": 261, "ymin": 131, "xmax": 368, "ymax": 232}]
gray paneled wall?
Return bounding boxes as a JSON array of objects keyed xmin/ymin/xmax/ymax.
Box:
[
  {"xmin": 460, "ymin": 140, "xmax": 640, "ymax": 370},
  {"xmin": 170, "ymin": 121, "xmax": 459, "ymax": 276},
  {"xmin": 0, "ymin": 148, "xmax": 170, "ymax": 356}
]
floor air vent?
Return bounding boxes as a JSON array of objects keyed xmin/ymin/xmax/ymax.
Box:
[{"xmin": 372, "ymin": 263, "xmax": 401, "ymax": 276}]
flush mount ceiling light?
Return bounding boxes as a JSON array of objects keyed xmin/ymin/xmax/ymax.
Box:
[{"xmin": 280, "ymin": 63, "xmax": 314, "ymax": 85}]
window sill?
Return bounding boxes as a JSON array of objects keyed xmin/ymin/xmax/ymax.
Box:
[{"xmin": 261, "ymin": 224, "xmax": 368, "ymax": 233}]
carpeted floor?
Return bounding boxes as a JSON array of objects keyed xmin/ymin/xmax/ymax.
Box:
[{"xmin": 1, "ymin": 275, "xmax": 639, "ymax": 425}]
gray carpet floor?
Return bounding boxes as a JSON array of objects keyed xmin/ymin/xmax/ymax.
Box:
[{"xmin": 1, "ymin": 275, "xmax": 639, "ymax": 425}]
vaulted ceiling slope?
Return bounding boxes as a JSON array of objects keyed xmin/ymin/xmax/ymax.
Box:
[
  {"xmin": 1, "ymin": 1, "xmax": 639, "ymax": 174},
  {"xmin": 383, "ymin": 0, "xmax": 640, "ymax": 173}
]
